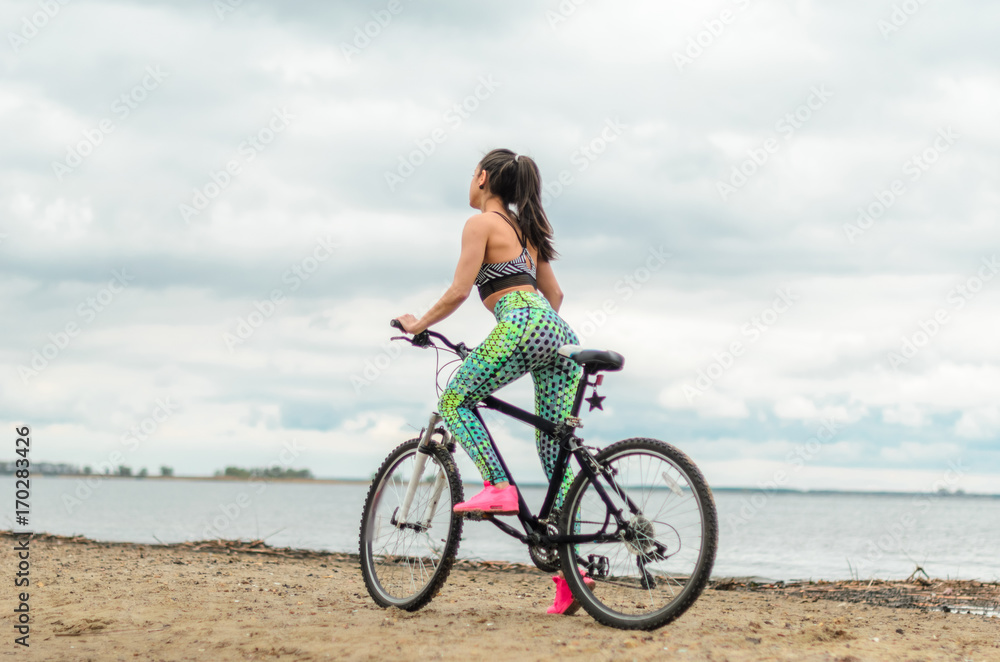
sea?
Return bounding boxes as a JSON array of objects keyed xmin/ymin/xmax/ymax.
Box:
[{"xmin": 5, "ymin": 476, "xmax": 998, "ymax": 582}]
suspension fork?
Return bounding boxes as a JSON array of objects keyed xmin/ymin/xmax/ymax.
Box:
[
  {"xmin": 397, "ymin": 412, "xmax": 442, "ymax": 525},
  {"xmin": 418, "ymin": 429, "xmax": 452, "ymax": 528}
]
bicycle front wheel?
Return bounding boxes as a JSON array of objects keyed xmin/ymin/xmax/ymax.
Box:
[
  {"xmin": 359, "ymin": 438, "xmax": 464, "ymax": 610},
  {"xmin": 559, "ymin": 438, "xmax": 717, "ymax": 630}
]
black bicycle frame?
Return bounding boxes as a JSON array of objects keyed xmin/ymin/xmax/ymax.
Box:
[
  {"xmin": 393, "ymin": 324, "xmax": 646, "ymax": 548},
  {"xmin": 467, "ymin": 365, "xmax": 641, "ymax": 547}
]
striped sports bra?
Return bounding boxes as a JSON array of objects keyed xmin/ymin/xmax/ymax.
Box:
[{"xmin": 475, "ymin": 211, "xmax": 537, "ymax": 301}]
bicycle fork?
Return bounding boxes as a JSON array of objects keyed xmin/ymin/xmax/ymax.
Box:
[{"xmin": 396, "ymin": 412, "xmax": 450, "ymax": 529}]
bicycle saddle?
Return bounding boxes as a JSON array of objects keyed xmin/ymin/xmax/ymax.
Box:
[{"xmin": 557, "ymin": 345, "xmax": 625, "ymax": 372}]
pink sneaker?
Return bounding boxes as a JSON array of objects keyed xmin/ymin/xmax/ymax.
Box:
[
  {"xmin": 547, "ymin": 570, "xmax": 596, "ymax": 615},
  {"xmin": 453, "ymin": 482, "xmax": 519, "ymax": 515}
]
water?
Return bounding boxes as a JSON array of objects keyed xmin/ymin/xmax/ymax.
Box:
[{"xmin": 6, "ymin": 476, "xmax": 999, "ymax": 581}]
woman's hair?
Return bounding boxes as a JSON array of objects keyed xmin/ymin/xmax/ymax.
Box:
[{"xmin": 477, "ymin": 148, "xmax": 558, "ymax": 262}]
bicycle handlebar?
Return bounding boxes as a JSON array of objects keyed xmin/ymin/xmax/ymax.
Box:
[{"xmin": 389, "ymin": 319, "xmax": 468, "ymax": 357}]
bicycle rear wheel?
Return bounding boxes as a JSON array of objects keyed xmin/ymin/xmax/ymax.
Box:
[
  {"xmin": 359, "ymin": 438, "xmax": 464, "ymax": 610},
  {"xmin": 559, "ymin": 438, "xmax": 717, "ymax": 630}
]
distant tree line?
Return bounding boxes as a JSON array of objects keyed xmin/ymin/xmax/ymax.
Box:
[
  {"xmin": 0, "ymin": 461, "xmax": 311, "ymax": 479},
  {"xmin": 214, "ymin": 466, "xmax": 314, "ymax": 479},
  {"xmin": 0, "ymin": 461, "xmax": 81, "ymax": 475},
  {"xmin": 0, "ymin": 462, "xmax": 174, "ymax": 477}
]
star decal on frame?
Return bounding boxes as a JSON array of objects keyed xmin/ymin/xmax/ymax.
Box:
[{"xmin": 586, "ymin": 391, "xmax": 605, "ymax": 412}]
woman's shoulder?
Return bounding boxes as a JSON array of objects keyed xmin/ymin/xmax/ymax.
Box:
[
  {"xmin": 462, "ymin": 212, "xmax": 495, "ymax": 235},
  {"xmin": 464, "ymin": 211, "xmax": 512, "ymax": 235},
  {"xmin": 460, "ymin": 213, "xmax": 495, "ymax": 246},
  {"xmin": 465, "ymin": 211, "xmax": 496, "ymax": 224}
]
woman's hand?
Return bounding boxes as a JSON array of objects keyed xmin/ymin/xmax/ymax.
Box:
[{"xmin": 394, "ymin": 314, "xmax": 424, "ymax": 335}]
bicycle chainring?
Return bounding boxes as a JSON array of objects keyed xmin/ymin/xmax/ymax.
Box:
[{"xmin": 528, "ymin": 520, "xmax": 561, "ymax": 573}]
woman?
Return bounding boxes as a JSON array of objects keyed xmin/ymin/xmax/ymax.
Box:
[{"xmin": 394, "ymin": 148, "xmax": 583, "ymax": 517}]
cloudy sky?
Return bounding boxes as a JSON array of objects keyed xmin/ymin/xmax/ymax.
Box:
[{"xmin": 2, "ymin": 0, "xmax": 997, "ymax": 492}]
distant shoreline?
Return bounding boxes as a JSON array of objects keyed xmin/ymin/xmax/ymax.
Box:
[
  {"xmin": 3, "ymin": 474, "xmax": 998, "ymax": 497},
  {"xmin": 8, "ymin": 474, "xmax": 487, "ymax": 488}
]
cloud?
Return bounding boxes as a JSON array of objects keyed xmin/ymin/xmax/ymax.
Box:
[
  {"xmin": 1, "ymin": 0, "xmax": 998, "ymax": 487},
  {"xmin": 954, "ymin": 406, "xmax": 1000, "ymax": 440}
]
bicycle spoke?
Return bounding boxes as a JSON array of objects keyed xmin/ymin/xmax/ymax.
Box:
[
  {"xmin": 560, "ymin": 439, "xmax": 717, "ymax": 629},
  {"xmin": 361, "ymin": 440, "xmax": 463, "ymax": 610}
]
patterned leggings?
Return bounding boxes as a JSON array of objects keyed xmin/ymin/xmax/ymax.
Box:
[{"xmin": 438, "ymin": 290, "xmax": 583, "ymax": 508}]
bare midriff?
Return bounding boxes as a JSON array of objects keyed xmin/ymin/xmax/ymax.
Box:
[{"xmin": 482, "ymin": 283, "xmax": 539, "ymax": 313}]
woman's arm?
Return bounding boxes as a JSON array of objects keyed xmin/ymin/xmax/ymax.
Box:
[
  {"xmin": 396, "ymin": 216, "xmax": 489, "ymax": 334},
  {"xmin": 534, "ymin": 258, "xmax": 564, "ymax": 312}
]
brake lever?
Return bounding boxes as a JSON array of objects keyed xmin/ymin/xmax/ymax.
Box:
[
  {"xmin": 390, "ymin": 318, "xmax": 432, "ymax": 348},
  {"xmin": 411, "ymin": 331, "xmax": 431, "ymax": 347}
]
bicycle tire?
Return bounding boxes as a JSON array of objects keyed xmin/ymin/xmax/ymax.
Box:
[
  {"xmin": 558, "ymin": 438, "xmax": 718, "ymax": 630},
  {"xmin": 359, "ymin": 438, "xmax": 464, "ymax": 611}
]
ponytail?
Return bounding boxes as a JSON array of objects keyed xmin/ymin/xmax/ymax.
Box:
[
  {"xmin": 514, "ymin": 155, "xmax": 557, "ymax": 262},
  {"xmin": 477, "ymin": 148, "xmax": 558, "ymax": 262}
]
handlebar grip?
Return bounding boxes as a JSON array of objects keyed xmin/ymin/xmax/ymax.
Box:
[{"xmin": 390, "ymin": 318, "xmax": 404, "ymax": 330}]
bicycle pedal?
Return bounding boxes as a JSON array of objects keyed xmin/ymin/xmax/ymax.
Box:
[{"xmin": 460, "ymin": 511, "xmax": 494, "ymax": 521}]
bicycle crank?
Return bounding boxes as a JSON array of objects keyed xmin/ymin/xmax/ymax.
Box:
[{"xmin": 528, "ymin": 519, "xmax": 560, "ymax": 573}]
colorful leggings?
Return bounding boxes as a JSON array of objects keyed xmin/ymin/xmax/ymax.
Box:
[{"xmin": 438, "ymin": 290, "xmax": 583, "ymax": 508}]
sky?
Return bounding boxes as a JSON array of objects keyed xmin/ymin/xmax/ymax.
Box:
[{"xmin": 2, "ymin": 0, "xmax": 998, "ymax": 493}]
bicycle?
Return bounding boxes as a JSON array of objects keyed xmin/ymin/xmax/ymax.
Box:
[{"xmin": 358, "ymin": 319, "xmax": 718, "ymax": 630}]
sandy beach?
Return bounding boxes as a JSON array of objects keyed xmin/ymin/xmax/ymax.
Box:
[{"xmin": 2, "ymin": 532, "xmax": 997, "ymax": 661}]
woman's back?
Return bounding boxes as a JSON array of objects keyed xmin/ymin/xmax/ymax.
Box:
[{"xmin": 481, "ymin": 210, "xmax": 538, "ymax": 267}]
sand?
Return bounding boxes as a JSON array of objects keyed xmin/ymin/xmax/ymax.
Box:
[{"xmin": 2, "ymin": 533, "xmax": 997, "ymax": 661}]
